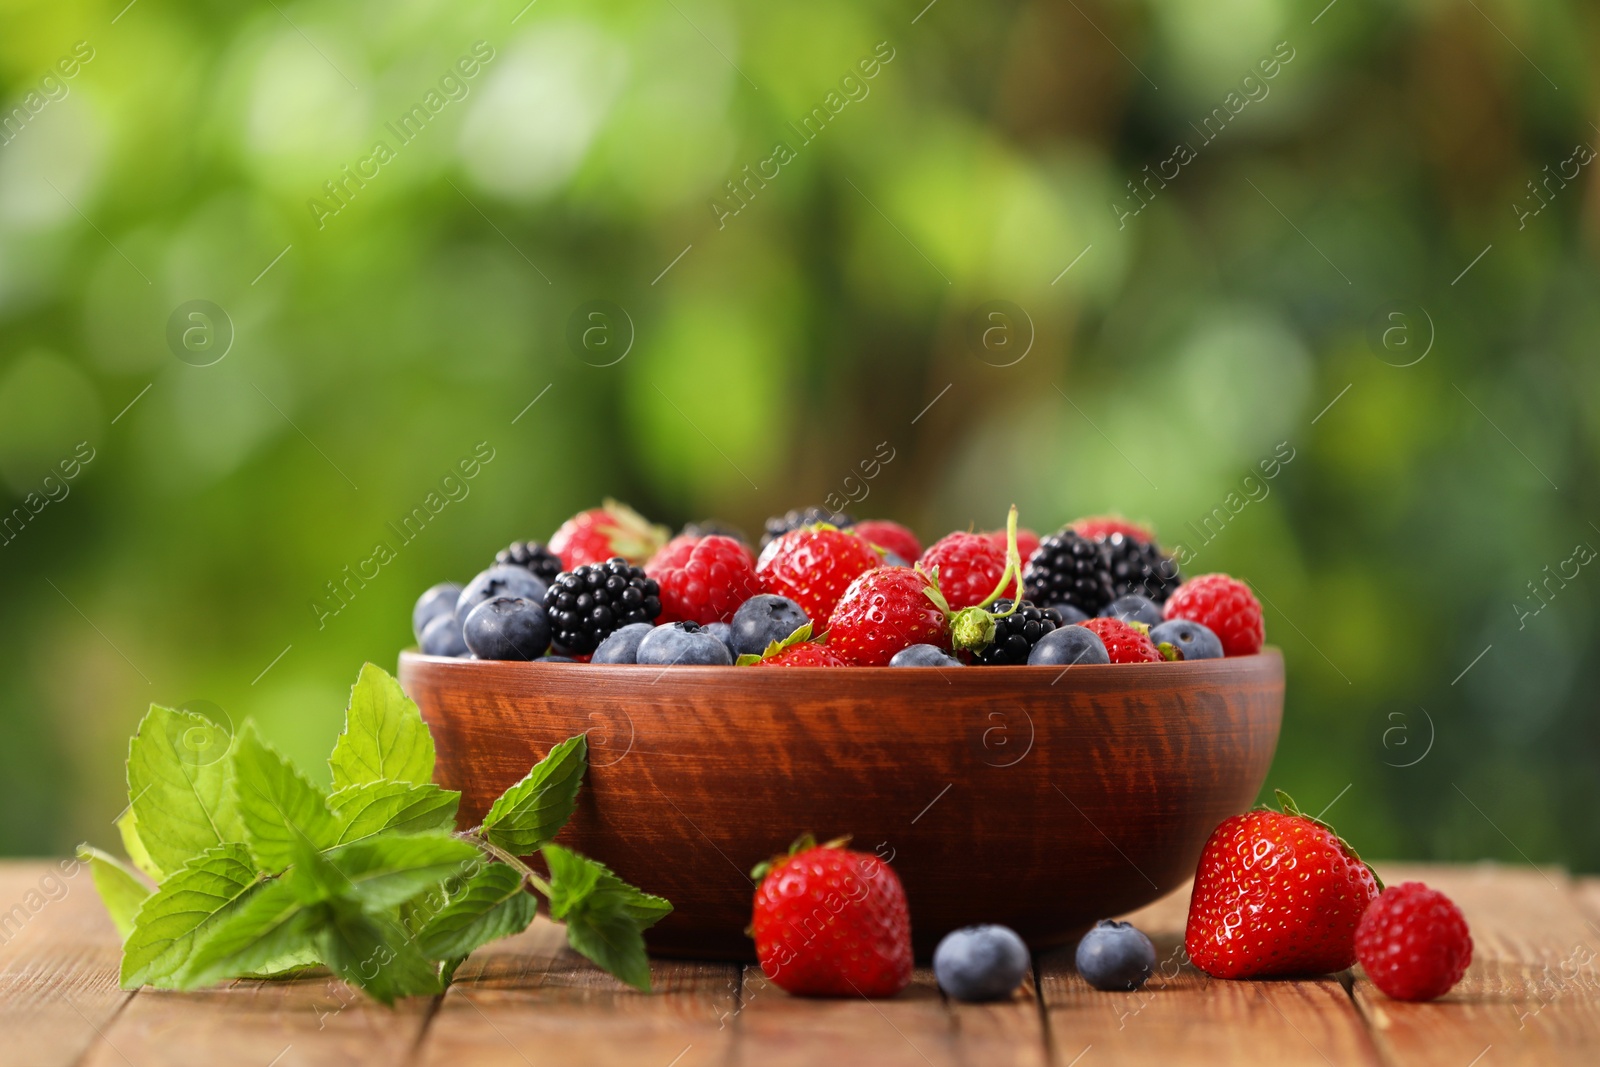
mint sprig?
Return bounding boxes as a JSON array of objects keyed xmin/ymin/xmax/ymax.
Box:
[{"xmin": 82, "ymin": 662, "xmax": 672, "ymax": 1002}]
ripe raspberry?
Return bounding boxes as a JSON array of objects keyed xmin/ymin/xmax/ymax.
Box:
[
  {"xmin": 645, "ymin": 534, "xmax": 760, "ymax": 625},
  {"xmin": 852, "ymin": 520, "xmax": 923, "ymax": 565},
  {"xmin": 1077, "ymin": 618, "xmax": 1160, "ymax": 664},
  {"xmin": 753, "ymin": 642, "xmax": 849, "ymax": 667},
  {"xmin": 550, "ymin": 500, "xmax": 669, "ymax": 570},
  {"xmin": 751, "ymin": 836, "xmax": 913, "ymax": 997},
  {"xmin": 756, "ymin": 527, "xmax": 881, "ymax": 622},
  {"xmin": 827, "ymin": 567, "xmax": 949, "ymax": 666},
  {"xmin": 1355, "ymin": 883, "xmax": 1472, "ymax": 1001},
  {"xmin": 1071, "ymin": 515, "xmax": 1155, "ymax": 543},
  {"xmin": 983, "ymin": 527, "xmax": 1040, "ymax": 564},
  {"xmin": 919, "ymin": 532, "xmax": 1010, "ymax": 610},
  {"xmin": 1164, "ymin": 574, "xmax": 1264, "ymax": 657}
]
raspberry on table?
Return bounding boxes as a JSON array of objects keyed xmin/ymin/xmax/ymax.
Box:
[
  {"xmin": 645, "ymin": 534, "xmax": 761, "ymax": 625},
  {"xmin": 1355, "ymin": 882, "xmax": 1473, "ymax": 1002}
]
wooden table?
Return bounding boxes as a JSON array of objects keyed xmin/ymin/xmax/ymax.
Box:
[{"xmin": 3, "ymin": 860, "xmax": 1596, "ymax": 1066}]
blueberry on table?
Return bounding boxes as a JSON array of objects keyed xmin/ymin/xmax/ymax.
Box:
[
  {"xmin": 933, "ymin": 925, "xmax": 1029, "ymax": 1001},
  {"xmin": 413, "ymin": 582, "xmax": 461, "ymax": 641},
  {"xmin": 592, "ymin": 622, "xmax": 654, "ymax": 664},
  {"xmin": 889, "ymin": 643, "xmax": 963, "ymax": 667},
  {"xmin": 1148, "ymin": 619, "xmax": 1224, "ymax": 661},
  {"xmin": 730, "ymin": 594, "xmax": 810, "ymax": 656},
  {"xmin": 1026, "ymin": 625, "xmax": 1109, "ymax": 666},
  {"xmin": 462, "ymin": 597, "xmax": 551, "ymax": 661},
  {"xmin": 1101, "ymin": 594, "xmax": 1163, "ymax": 628},
  {"xmin": 635, "ymin": 621, "xmax": 734, "ymax": 666},
  {"xmin": 419, "ymin": 612, "xmax": 468, "ymax": 657},
  {"xmin": 457, "ymin": 565, "xmax": 548, "ymax": 626},
  {"xmin": 1075, "ymin": 919, "xmax": 1156, "ymax": 991}
]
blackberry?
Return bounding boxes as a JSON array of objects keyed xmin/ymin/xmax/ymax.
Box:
[
  {"xmin": 543, "ymin": 557, "xmax": 661, "ymax": 656},
  {"xmin": 495, "ymin": 540, "xmax": 562, "ymax": 584},
  {"xmin": 680, "ymin": 519, "xmax": 749, "ymax": 546},
  {"xmin": 1102, "ymin": 533, "xmax": 1181, "ymax": 603},
  {"xmin": 760, "ymin": 506, "xmax": 855, "ymax": 548},
  {"xmin": 976, "ymin": 599, "xmax": 1058, "ymax": 665},
  {"xmin": 1023, "ymin": 529, "xmax": 1114, "ymax": 617}
]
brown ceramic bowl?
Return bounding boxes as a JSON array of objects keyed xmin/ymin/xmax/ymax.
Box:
[{"xmin": 398, "ymin": 649, "xmax": 1284, "ymax": 960}]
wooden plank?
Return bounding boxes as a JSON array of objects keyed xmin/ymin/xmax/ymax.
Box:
[
  {"xmin": 0, "ymin": 859, "xmax": 131, "ymax": 1067},
  {"xmin": 416, "ymin": 918, "xmax": 739, "ymax": 1067},
  {"xmin": 1350, "ymin": 863, "xmax": 1600, "ymax": 1067},
  {"xmin": 1036, "ymin": 879, "xmax": 1383, "ymax": 1066}
]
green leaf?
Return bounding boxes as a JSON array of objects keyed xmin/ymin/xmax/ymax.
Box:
[
  {"xmin": 329, "ymin": 663, "xmax": 434, "ymax": 791},
  {"xmin": 76, "ymin": 845, "xmax": 151, "ymax": 939},
  {"xmin": 178, "ymin": 877, "xmax": 321, "ymax": 989},
  {"xmin": 126, "ymin": 705, "xmax": 243, "ymax": 874},
  {"xmin": 415, "ymin": 862, "xmax": 537, "ymax": 961},
  {"xmin": 119, "ymin": 843, "xmax": 258, "ymax": 989},
  {"xmin": 541, "ymin": 844, "xmax": 671, "ymax": 992},
  {"xmin": 321, "ymin": 831, "xmax": 482, "ymax": 911},
  {"xmin": 329, "ymin": 781, "xmax": 460, "ymax": 846},
  {"xmin": 231, "ymin": 722, "xmax": 339, "ymax": 872},
  {"xmin": 116, "ymin": 809, "xmax": 162, "ymax": 881},
  {"xmin": 318, "ymin": 900, "xmax": 441, "ymax": 1005},
  {"xmin": 480, "ymin": 735, "xmax": 587, "ymax": 854}
]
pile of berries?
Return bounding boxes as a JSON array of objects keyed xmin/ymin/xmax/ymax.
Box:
[{"xmin": 411, "ymin": 501, "xmax": 1266, "ymax": 667}]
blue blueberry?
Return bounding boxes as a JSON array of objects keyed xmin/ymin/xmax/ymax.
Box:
[
  {"xmin": 419, "ymin": 612, "xmax": 468, "ymax": 657},
  {"xmin": 592, "ymin": 622, "xmax": 654, "ymax": 664},
  {"xmin": 413, "ymin": 582, "xmax": 462, "ymax": 642},
  {"xmin": 462, "ymin": 597, "xmax": 551, "ymax": 661},
  {"xmin": 1075, "ymin": 919, "xmax": 1155, "ymax": 991},
  {"xmin": 636, "ymin": 621, "xmax": 734, "ymax": 666},
  {"xmin": 456, "ymin": 565, "xmax": 548, "ymax": 626},
  {"xmin": 1027, "ymin": 625, "xmax": 1109, "ymax": 666},
  {"xmin": 702, "ymin": 621, "xmax": 736, "ymax": 658},
  {"xmin": 1047, "ymin": 602, "xmax": 1090, "ymax": 625},
  {"xmin": 882, "ymin": 550, "xmax": 910, "ymax": 568},
  {"xmin": 1148, "ymin": 619, "xmax": 1223, "ymax": 661},
  {"xmin": 933, "ymin": 925, "xmax": 1030, "ymax": 1002},
  {"xmin": 1101, "ymin": 594, "xmax": 1162, "ymax": 627},
  {"xmin": 889, "ymin": 643, "xmax": 964, "ymax": 667},
  {"xmin": 730, "ymin": 594, "xmax": 810, "ymax": 656}
]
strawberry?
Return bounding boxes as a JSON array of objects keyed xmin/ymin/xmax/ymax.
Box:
[
  {"xmin": 1164, "ymin": 573, "xmax": 1264, "ymax": 657},
  {"xmin": 852, "ymin": 519, "xmax": 924, "ymax": 565},
  {"xmin": 1071, "ymin": 515, "xmax": 1155, "ymax": 543},
  {"xmin": 1077, "ymin": 617, "xmax": 1161, "ymax": 663},
  {"xmin": 1185, "ymin": 791, "xmax": 1381, "ymax": 979},
  {"xmin": 753, "ymin": 642, "xmax": 849, "ymax": 667},
  {"xmin": 755, "ymin": 526, "xmax": 881, "ymax": 622},
  {"xmin": 645, "ymin": 534, "xmax": 760, "ymax": 625},
  {"xmin": 983, "ymin": 526, "xmax": 1040, "ymax": 565},
  {"xmin": 550, "ymin": 500, "xmax": 670, "ymax": 570},
  {"xmin": 751, "ymin": 835, "xmax": 913, "ymax": 997},
  {"xmin": 826, "ymin": 566, "xmax": 951, "ymax": 666},
  {"xmin": 918, "ymin": 532, "xmax": 1009, "ymax": 610}
]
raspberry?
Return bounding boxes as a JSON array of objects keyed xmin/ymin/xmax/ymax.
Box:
[
  {"xmin": 919, "ymin": 532, "xmax": 1010, "ymax": 610},
  {"xmin": 1071, "ymin": 515, "xmax": 1155, "ymax": 542},
  {"xmin": 756, "ymin": 527, "xmax": 881, "ymax": 623},
  {"xmin": 827, "ymin": 567, "xmax": 949, "ymax": 666},
  {"xmin": 1078, "ymin": 617, "xmax": 1161, "ymax": 663},
  {"xmin": 753, "ymin": 642, "xmax": 849, "ymax": 667},
  {"xmin": 645, "ymin": 534, "xmax": 760, "ymax": 625},
  {"xmin": 550, "ymin": 500, "xmax": 669, "ymax": 569},
  {"xmin": 1355, "ymin": 882, "xmax": 1472, "ymax": 1002},
  {"xmin": 1163, "ymin": 574, "xmax": 1264, "ymax": 657},
  {"xmin": 852, "ymin": 519, "xmax": 923, "ymax": 565},
  {"xmin": 982, "ymin": 527, "xmax": 1039, "ymax": 564}
]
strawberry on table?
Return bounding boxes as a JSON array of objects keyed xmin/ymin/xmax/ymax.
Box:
[
  {"xmin": 755, "ymin": 525, "xmax": 881, "ymax": 622},
  {"xmin": 550, "ymin": 499, "xmax": 670, "ymax": 570},
  {"xmin": 1164, "ymin": 573, "xmax": 1264, "ymax": 657},
  {"xmin": 645, "ymin": 534, "xmax": 761, "ymax": 625},
  {"xmin": 852, "ymin": 519, "xmax": 924, "ymax": 565}
]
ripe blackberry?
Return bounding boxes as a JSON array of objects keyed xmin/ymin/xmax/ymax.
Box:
[
  {"xmin": 760, "ymin": 506, "xmax": 855, "ymax": 549},
  {"xmin": 1023, "ymin": 529, "xmax": 1114, "ymax": 617},
  {"xmin": 495, "ymin": 540, "xmax": 562, "ymax": 584},
  {"xmin": 976, "ymin": 599, "xmax": 1058, "ymax": 665},
  {"xmin": 1102, "ymin": 533, "xmax": 1181, "ymax": 603},
  {"xmin": 543, "ymin": 557, "xmax": 661, "ymax": 656}
]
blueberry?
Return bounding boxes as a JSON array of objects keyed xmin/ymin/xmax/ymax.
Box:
[
  {"xmin": 1148, "ymin": 619, "xmax": 1223, "ymax": 661},
  {"xmin": 730, "ymin": 594, "xmax": 809, "ymax": 656},
  {"xmin": 636, "ymin": 621, "xmax": 734, "ymax": 666},
  {"xmin": 702, "ymin": 621, "xmax": 736, "ymax": 658},
  {"xmin": 419, "ymin": 612, "xmax": 468, "ymax": 657},
  {"xmin": 592, "ymin": 622, "xmax": 654, "ymax": 664},
  {"xmin": 1075, "ymin": 919, "xmax": 1155, "ymax": 991},
  {"xmin": 882, "ymin": 550, "xmax": 910, "ymax": 568},
  {"xmin": 462, "ymin": 597, "xmax": 551, "ymax": 661},
  {"xmin": 1046, "ymin": 602, "xmax": 1090, "ymax": 625},
  {"xmin": 1027, "ymin": 625, "xmax": 1109, "ymax": 666},
  {"xmin": 933, "ymin": 925, "xmax": 1030, "ymax": 1002},
  {"xmin": 889, "ymin": 643, "xmax": 964, "ymax": 667},
  {"xmin": 413, "ymin": 582, "xmax": 462, "ymax": 642},
  {"xmin": 456, "ymin": 565, "xmax": 548, "ymax": 626},
  {"xmin": 1101, "ymin": 594, "xmax": 1162, "ymax": 627}
]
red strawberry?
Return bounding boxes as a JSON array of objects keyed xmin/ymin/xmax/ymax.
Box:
[
  {"xmin": 751, "ymin": 835, "xmax": 913, "ymax": 997},
  {"xmin": 1071, "ymin": 515, "xmax": 1155, "ymax": 543},
  {"xmin": 852, "ymin": 519, "xmax": 923, "ymax": 565},
  {"xmin": 756, "ymin": 527, "xmax": 881, "ymax": 622},
  {"xmin": 918, "ymin": 532, "xmax": 1008, "ymax": 610},
  {"xmin": 1164, "ymin": 574, "xmax": 1264, "ymax": 657},
  {"xmin": 827, "ymin": 566, "xmax": 950, "ymax": 666},
  {"xmin": 753, "ymin": 642, "xmax": 849, "ymax": 667},
  {"xmin": 1078, "ymin": 617, "xmax": 1161, "ymax": 663},
  {"xmin": 1355, "ymin": 882, "xmax": 1472, "ymax": 1002},
  {"xmin": 550, "ymin": 500, "xmax": 669, "ymax": 569},
  {"xmin": 1185, "ymin": 791, "xmax": 1381, "ymax": 979},
  {"xmin": 983, "ymin": 526, "xmax": 1039, "ymax": 564},
  {"xmin": 646, "ymin": 534, "xmax": 760, "ymax": 625}
]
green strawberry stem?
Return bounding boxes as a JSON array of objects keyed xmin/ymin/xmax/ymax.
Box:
[{"xmin": 1271, "ymin": 789, "xmax": 1385, "ymax": 891}]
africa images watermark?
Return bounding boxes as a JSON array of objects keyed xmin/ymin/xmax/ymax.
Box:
[
  {"xmin": 1168, "ymin": 441, "xmax": 1297, "ymax": 569},
  {"xmin": 0, "ymin": 40, "xmax": 96, "ymax": 148},
  {"xmin": 0, "ymin": 441, "xmax": 96, "ymax": 548}
]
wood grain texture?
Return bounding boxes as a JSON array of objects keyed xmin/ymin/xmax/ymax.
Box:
[{"xmin": 399, "ymin": 649, "xmax": 1284, "ymax": 958}]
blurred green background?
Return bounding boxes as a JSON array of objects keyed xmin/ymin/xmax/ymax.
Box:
[{"xmin": 0, "ymin": 0, "xmax": 1595, "ymax": 871}]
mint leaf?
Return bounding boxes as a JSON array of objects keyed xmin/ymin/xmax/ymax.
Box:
[
  {"xmin": 329, "ymin": 663, "xmax": 434, "ymax": 791},
  {"xmin": 179, "ymin": 877, "xmax": 320, "ymax": 989},
  {"xmin": 231, "ymin": 722, "xmax": 339, "ymax": 871},
  {"xmin": 542, "ymin": 843, "xmax": 671, "ymax": 992},
  {"xmin": 116, "ymin": 809, "xmax": 162, "ymax": 881},
  {"xmin": 415, "ymin": 862, "xmax": 536, "ymax": 961},
  {"xmin": 321, "ymin": 831, "xmax": 481, "ymax": 910},
  {"xmin": 329, "ymin": 781, "xmax": 460, "ymax": 846},
  {"xmin": 319, "ymin": 899, "xmax": 441, "ymax": 1004},
  {"xmin": 480, "ymin": 735, "xmax": 586, "ymax": 854},
  {"xmin": 119, "ymin": 843, "xmax": 257, "ymax": 988},
  {"xmin": 77, "ymin": 845, "xmax": 151, "ymax": 939},
  {"xmin": 126, "ymin": 705, "xmax": 242, "ymax": 873}
]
